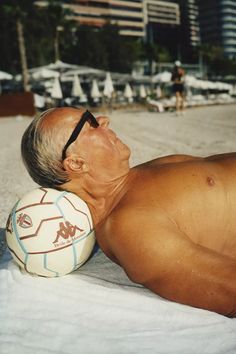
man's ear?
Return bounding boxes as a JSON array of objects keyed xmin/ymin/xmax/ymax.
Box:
[{"xmin": 62, "ymin": 155, "xmax": 88, "ymax": 174}]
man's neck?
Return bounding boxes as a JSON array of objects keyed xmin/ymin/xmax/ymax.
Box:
[{"xmin": 62, "ymin": 169, "xmax": 137, "ymax": 226}]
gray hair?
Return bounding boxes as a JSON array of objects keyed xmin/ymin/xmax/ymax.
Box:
[{"xmin": 21, "ymin": 109, "xmax": 70, "ymax": 188}]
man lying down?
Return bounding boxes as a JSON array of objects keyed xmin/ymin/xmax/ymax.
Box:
[{"xmin": 21, "ymin": 107, "xmax": 236, "ymax": 318}]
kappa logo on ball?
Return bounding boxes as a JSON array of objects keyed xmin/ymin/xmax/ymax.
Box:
[
  {"xmin": 17, "ymin": 213, "xmax": 33, "ymax": 228},
  {"xmin": 53, "ymin": 221, "xmax": 84, "ymax": 246}
]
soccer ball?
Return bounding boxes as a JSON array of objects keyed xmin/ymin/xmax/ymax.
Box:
[{"xmin": 6, "ymin": 187, "xmax": 95, "ymax": 277}]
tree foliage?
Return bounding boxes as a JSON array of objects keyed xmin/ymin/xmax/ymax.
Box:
[
  {"xmin": 0, "ymin": 1, "xmax": 142, "ymax": 73},
  {"xmin": 1, "ymin": 1, "xmax": 235, "ymax": 76},
  {"xmin": 61, "ymin": 23, "xmax": 142, "ymax": 73},
  {"xmin": 0, "ymin": 1, "xmax": 76, "ymax": 72},
  {"xmin": 143, "ymin": 42, "xmax": 171, "ymax": 63},
  {"xmin": 199, "ymin": 44, "xmax": 236, "ymax": 77},
  {"xmin": 0, "ymin": 1, "xmax": 142, "ymax": 74}
]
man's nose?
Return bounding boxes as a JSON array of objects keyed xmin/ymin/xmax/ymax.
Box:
[{"xmin": 97, "ymin": 116, "xmax": 110, "ymax": 128}]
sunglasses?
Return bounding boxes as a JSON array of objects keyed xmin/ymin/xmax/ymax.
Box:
[{"xmin": 61, "ymin": 110, "xmax": 99, "ymax": 160}]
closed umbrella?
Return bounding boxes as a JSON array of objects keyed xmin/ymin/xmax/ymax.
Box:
[
  {"xmin": 91, "ymin": 79, "xmax": 101, "ymax": 101},
  {"xmin": 156, "ymin": 86, "xmax": 162, "ymax": 98},
  {"xmin": 103, "ymin": 72, "xmax": 114, "ymax": 98},
  {"xmin": 124, "ymin": 83, "xmax": 134, "ymax": 103},
  {"xmin": 51, "ymin": 77, "xmax": 63, "ymax": 99},
  {"xmin": 139, "ymin": 84, "xmax": 147, "ymax": 98},
  {"xmin": 71, "ymin": 75, "xmax": 84, "ymax": 97}
]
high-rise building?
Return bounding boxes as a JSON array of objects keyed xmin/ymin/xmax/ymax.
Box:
[
  {"xmin": 198, "ymin": 0, "xmax": 236, "ymax": 59},
  {"xmin": 62, "ymin": 0, "xmax": 145, "ymax": 38},
  {"xmin": 143, "ymin": 0, "xmax": 181, "ymax": 59},
  {"xmin": 178, "ymin": 0, "xmax": 201, "ymax": 60},
  {"xmin": 36, "ymin": 0, "xmax": 205, "ymax": 62},
  {"xmin": 143, "ymin": 0, "xmax": 180, "ymax": 27}
]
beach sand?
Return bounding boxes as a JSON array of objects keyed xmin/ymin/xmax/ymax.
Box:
[
  {"xmin": 0, "ymin": 104, "xmax": 236, "ymax": 229},
  {"xmin": 1, "ymin": 105, "xmax": 236, "ymax": 354}
]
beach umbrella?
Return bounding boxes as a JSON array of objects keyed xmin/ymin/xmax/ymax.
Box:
[
  {"xmin": 215, "ymin": 82, "xmax": 226, "ymax": 91},
  {"xmin": 51, "ymin": 77, "xmax": 63, "ymax": 99},
  {"xmin": 0, "ymin": 71, "xmax": 13, "ymax": 95},
  {"xmin": 61, "ymin": 67, "xmax": 105, "ymax": 81},
  {"xmin": 226, "ymin": 83, "xmax": 233, "ymax": 92},
  {"xmin": 47, "ymin": 60, "xmax": 78, "ymax": 72},
  {"xmin": 32, "ymin": 68, "xmax": 59, "ymax": 80},
  {"xmin": 152, "ymin": 71, "xmax": 171, "ymax": 83},
  {"xmin": 198, "ymin": 80, "xmax": 209, "ymax": 90},
  {"xmin": 79, "ymin": 94, "xmax": 88, "ymax": 103},
  {"xmin": 139, "ymin": 84, "xmax": 147, "ymax": 98},
  {"xmin": 91, "ymin": 79, "xmax": 101, "ymax": 100},
  {"xmin": 71, "ymin": 75, "xmax": 84, "ymax": 97},
  {"xmin": 0, "ymin": 71, "xmax": 13, "ymax": 80},
  {"xmin": 124, "ymin": 83, "xmax": 134, "ymax": 103},
  {"xmin": 185, "ymin": 75, "xmax": 198, "ymax": 88},
  {"xmin": 230, "ymin": 85, "xmax": 236, "ymax": 95},
  {"xmin": 204, "ymin": 81, "xmax": 215, "ymax": 90},
  {"xmin": 103, "ymin": 72, "xmax": 114, "ymax": 98},
  {"xmin": 34, "ymin": 93, "xmax": 46, "ymax": 109},
  {"xmin": 156, "ymin": 86, "xmax": 162, "ymax": 98}
]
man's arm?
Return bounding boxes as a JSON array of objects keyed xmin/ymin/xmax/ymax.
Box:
[{"xmin": 109, "ymin": 213, "xmax": 236, "ymax": 317}]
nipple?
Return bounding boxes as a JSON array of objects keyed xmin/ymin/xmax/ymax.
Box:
[{"xmin": 206, "ymin": 176, "xmax": 215, "ymax": 186}]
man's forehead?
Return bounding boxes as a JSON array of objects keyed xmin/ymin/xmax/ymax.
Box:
[{"xmin": 40, "ymin": 107, "xmax": 84, "ymax": 128}]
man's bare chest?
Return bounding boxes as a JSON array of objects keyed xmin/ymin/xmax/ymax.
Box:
[{"xmin": 121, "ymin": 164, "xmax": 236, "ymax": 258}]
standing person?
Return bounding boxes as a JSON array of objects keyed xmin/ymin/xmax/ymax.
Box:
[{"xmin": 171, "ymin": 60, "xmax": 185, "ymax": 115}]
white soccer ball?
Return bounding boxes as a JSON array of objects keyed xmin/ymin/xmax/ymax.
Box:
[{"xmin": 6, "ymin": 187, "xmax": 95, "ymax": 277}]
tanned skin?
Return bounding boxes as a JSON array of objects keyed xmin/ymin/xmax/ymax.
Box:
[{"xmin": 40, "ymin": 108, "xmax": 236, "ymax": 317}]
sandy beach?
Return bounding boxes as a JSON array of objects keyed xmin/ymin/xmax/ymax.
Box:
[
  {"xmin": 1, "ymin": 103, "xmax": 236, "ymax": 229},
  {"xmin": 1, "ymin": 103, "xmax": 236, "ymax": 354}
]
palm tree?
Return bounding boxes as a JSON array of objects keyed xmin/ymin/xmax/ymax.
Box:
[
  {"xmin": 46, "ymin": 0, "xmax": 75, "ymax": 62},
  {"xmin": 2, "ymin": 1, "xmax": 30, "ymax": 91},
  {"xmin": 16, "ymin": 18, "xmax": 29, "ymax": 91}
]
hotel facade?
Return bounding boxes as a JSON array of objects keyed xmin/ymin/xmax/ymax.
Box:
[{"xmin": 62, "ymin": 0, "xmax": 145, "ymax": 37}]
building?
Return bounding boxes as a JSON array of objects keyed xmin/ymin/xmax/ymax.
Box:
[
  {"xmin": 177, "ymin": 0, "xmax": 201, "ymax": 61},
  {"xmin": 143, "ymin": 0, "xmax": 180, "ymax": 27},
  {"xmin": 35, "ymin": 0, "xmax": 204, "ymax": 63},
  {"xmin": 143, "ymin": 0, "xmax": 181, "ymax": 59},
  {"xmin": 63, "ymin": 0, "xmax": 145, "ymax": 38},
  {"xmin": 198, "ymin": 0, "xmax": 236, "ymax": 59},
  {"xmin": 36, "ymin": 0, "xmax": 144, "ymax": 37}
]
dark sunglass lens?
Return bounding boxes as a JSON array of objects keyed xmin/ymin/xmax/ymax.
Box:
[{"xmin": 61, "ymin": 111, "xmax": 99, "ymax": 161}]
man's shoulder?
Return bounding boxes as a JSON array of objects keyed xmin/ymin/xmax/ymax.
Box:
[
  {"xmin": 101, "ymin": 201, "xmax": 174, "ymax": 243},
  {"xmin": 98, "ymin": 205, "xmax": 190, "ymax": 283},
  {"xmin": 138, "ymin": 155, "xmax": 203, "ymax": 167}
]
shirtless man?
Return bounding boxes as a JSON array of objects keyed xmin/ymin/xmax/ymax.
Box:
[{"xmin": 21, "ymin": 107, "xmax": 236, "ymax": 317}]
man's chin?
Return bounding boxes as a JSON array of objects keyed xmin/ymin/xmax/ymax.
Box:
[{"xmin": 123, "ymin": 144, "xmax": 131, "ymax": 158}]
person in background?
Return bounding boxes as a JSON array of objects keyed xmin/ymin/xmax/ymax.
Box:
[{"xmin": 171, "ymin": 61, "xmax": 185, "ymax": 115}]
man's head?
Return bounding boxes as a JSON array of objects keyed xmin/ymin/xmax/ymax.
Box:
[{"xmin": 21, "ymin": 107, "xmax": 130, "ymax": 189}]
